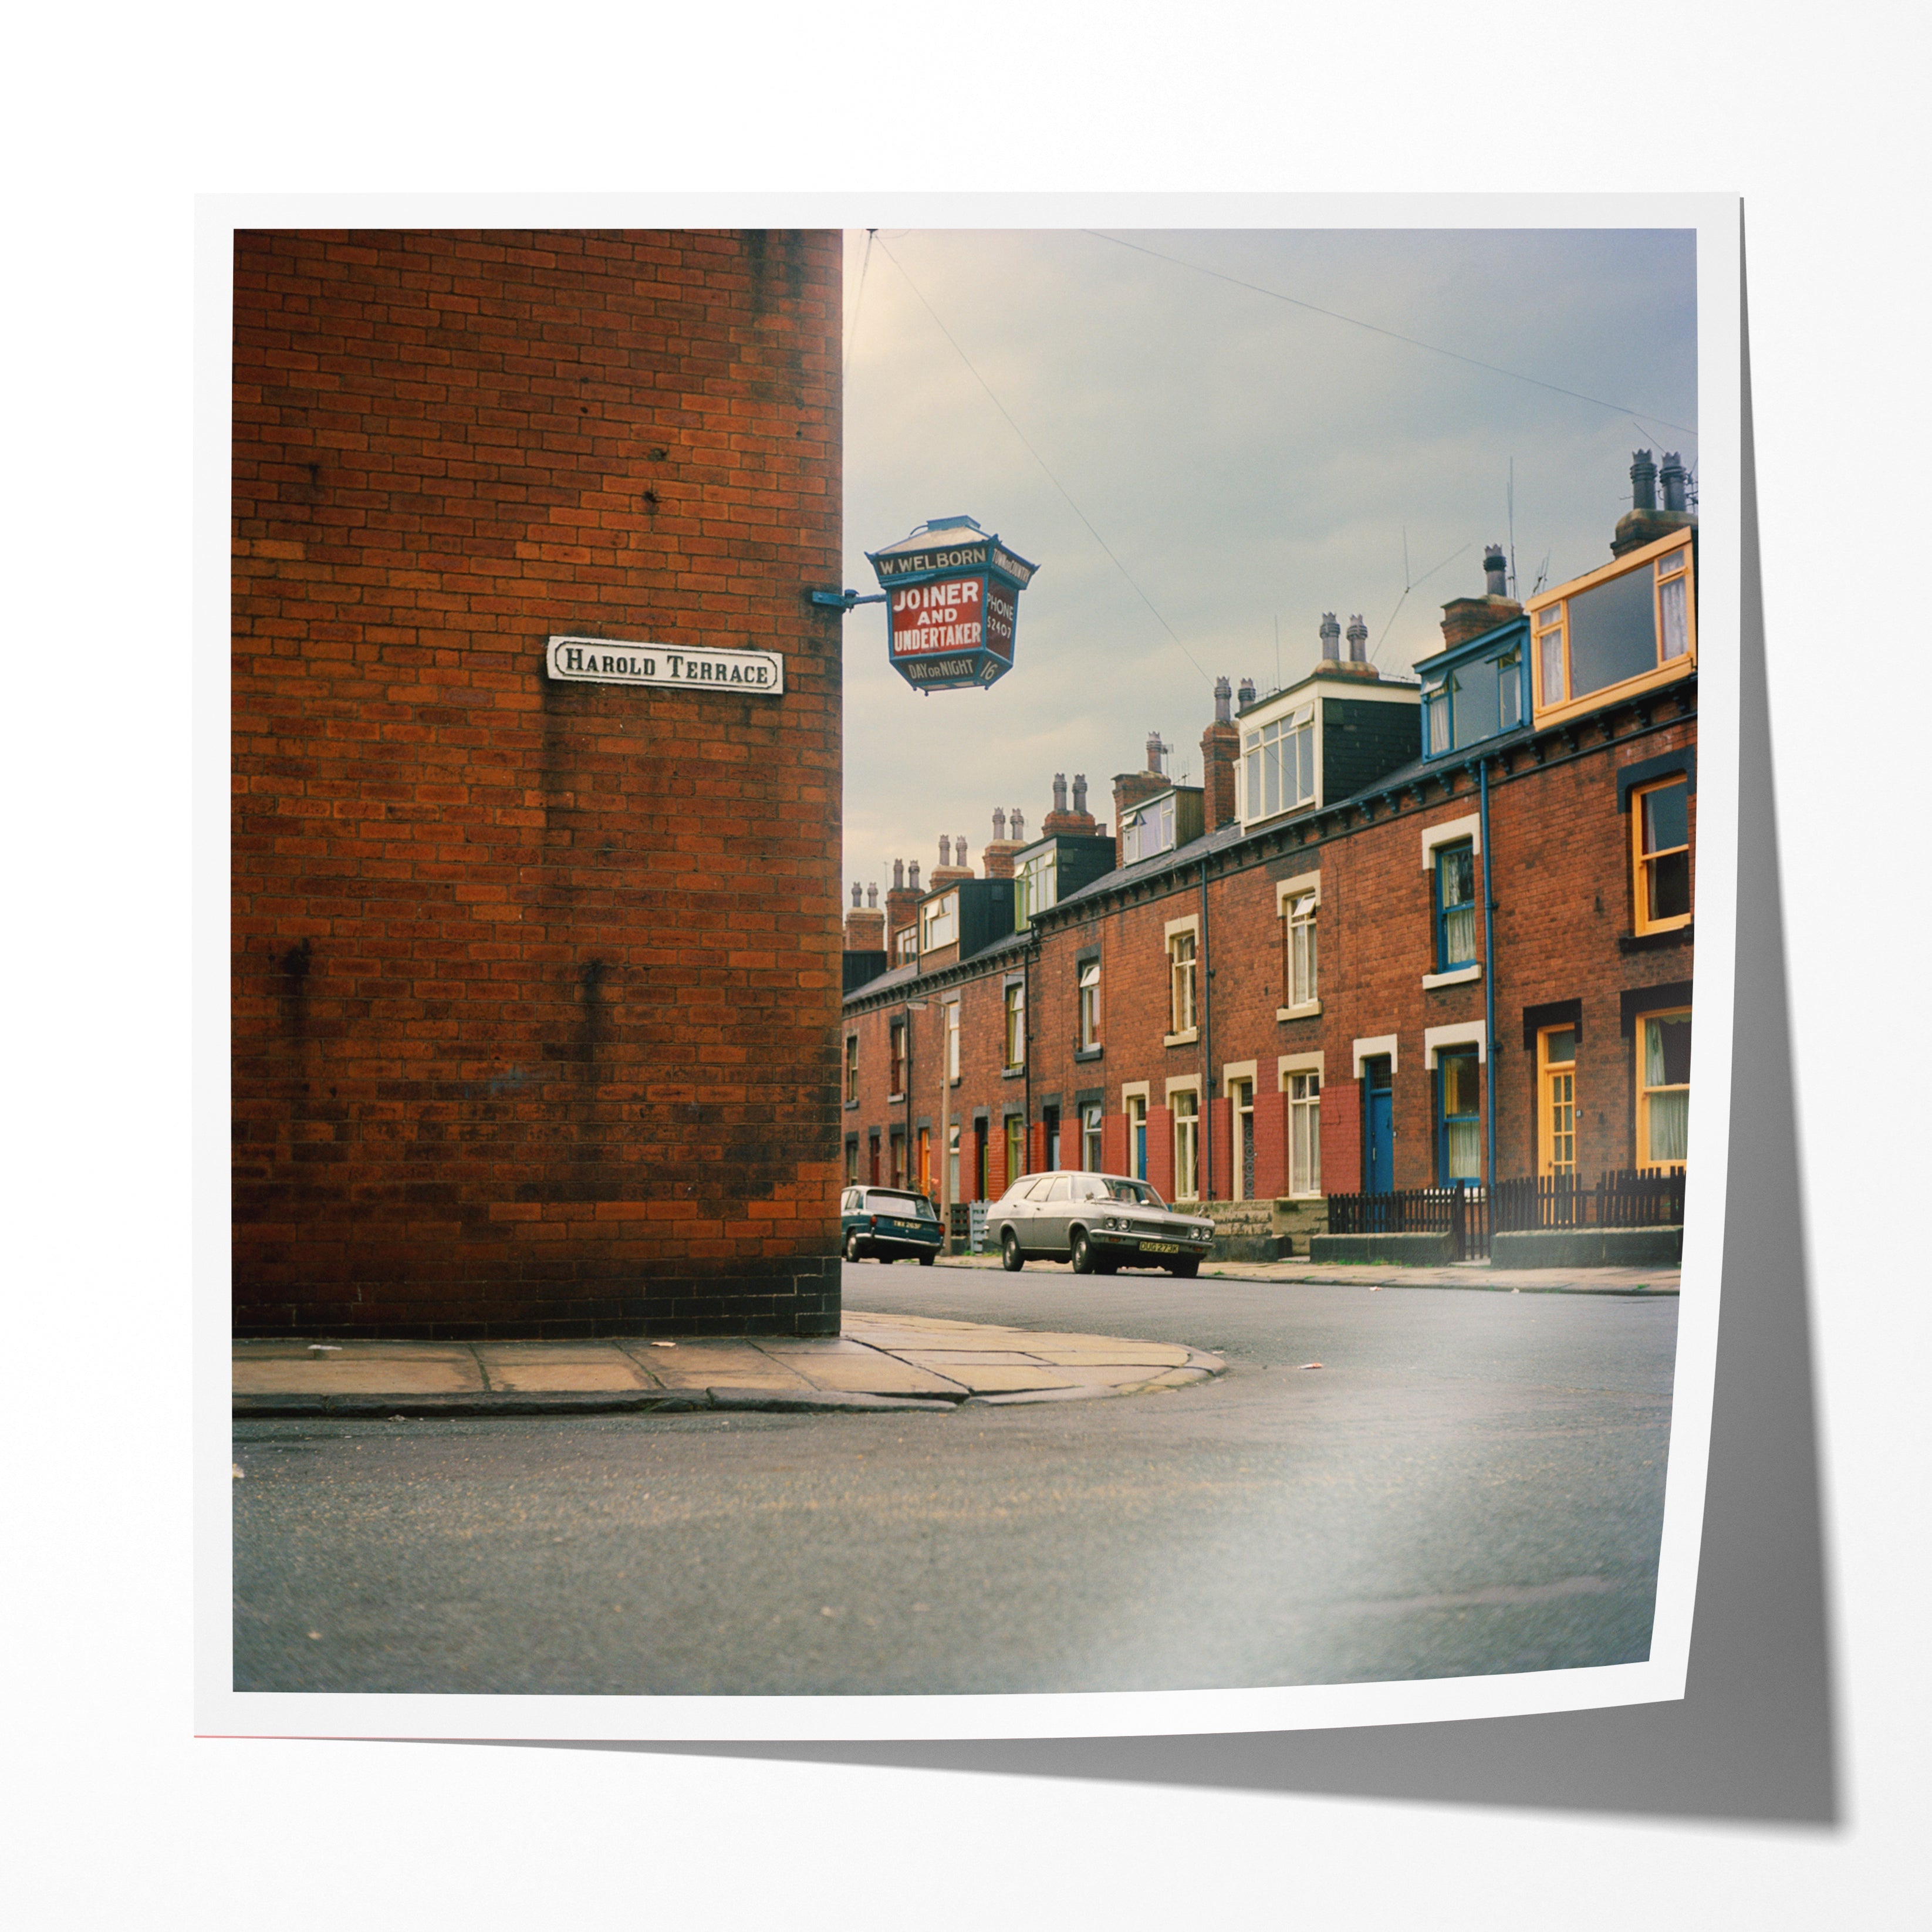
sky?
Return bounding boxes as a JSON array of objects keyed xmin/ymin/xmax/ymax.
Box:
[{"xmin": 837, "ymin": 225, "xmax": 1697, "ymax": 895}]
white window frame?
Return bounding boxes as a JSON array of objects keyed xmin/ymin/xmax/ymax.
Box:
[
  {"xmin": 1166, "ymin": 1077, "xmax": 1202, "ymax": 1202},
  {"xmin": 1002, "ymin": 978, "xmax": 1026, "ymax": 1073},
  {"xmin": 1275, "ymin": 871, "xmax": 1321, "ymax": 1019},
  {"xmin": 1241, "ymin": 703, "xmax": 1317, "ymax": 826},
  {"xmin": 920, "ymin": 890, "xmax": 958, "ymax": 953},
  {"xmin": 1164, "ymin": 913, "xmax": 1200, "ymax": 1045},
  {"xmin": 1078, "ymin": 958, "xmax": 1101, "ymax": 1051},
  {"xmin": 943, "ymin": 996, "xmax": 960, "ymax": 1082},
  {"xmin": 1280, "ymin": 1050, "xmax": 1325, "ymax": 1200}
]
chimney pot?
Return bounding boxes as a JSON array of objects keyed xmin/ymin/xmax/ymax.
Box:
[
  {"xmin": 1009, "ymin": 808, "xmax": 1025, "ymax": 842},
  {"xmin": 956, "ymin": 836, "xmax": 968, "ymax": 869},
  {"xmin": 1214, "ymin": 674, "xmax": 1232, "ymax": 723},
  {"xmin": 891, "ymin": 858, "xmax": 904, "ymax": 891},
  {"xmin": 1052, "ymin": 772, "xmax": 1068, "ymax": 814},
  {"xmin": 937, "ymin": 835, "xmax": 951, "ymax": 868},
  {"xmin": 850, "ymin": 881, "xmax": 862, "ymax": 908},
  {"xmin": 1484, "ymin": 545, "xmax": 1509, "ymax": 597},
  {"xmin": 867, "ymin": 882, "xmax": 878, "ymax": 908},
  {"xmin": 1237, "ymin": 676, "xmax": 1256, "ymax": 709},
  {"xmin": 1320, "ymin": 612, "xmax": 1342, "ymax": 661},
  {"xmin": 1660, "ymin": 452, "xmax": 1688, "ymax": 514},
  {"xmin": 908, "ymin": 860, "xmax": 921, "ymax": 891},
  {"xmin": 1630, "ymin": 449, "xmax": 1658, "ymax": 512},
  {"xmin": 1346, "ymin": 614, "xmax": 1368, "ymax": 663},
  {"xmin": 991, "ymin": 806, "xmax": 1006, "ymax": 840},
  {"xmin": 1072, "ymin": 774, "xmax": 1087, "ymax": 815}
]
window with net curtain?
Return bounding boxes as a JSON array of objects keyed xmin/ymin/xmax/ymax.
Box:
[
  {"xmin": 1439, "ymin": 1051, "xmax": 1482, "ymax": 1184},
  {"xmin": 1286, "ymin": 891, "xmax": 1318, "ymax": 1006},
  {"xmin": 1641, "ymin": 1012, "xmax": 1692, "ymax": 1166},
  {"xmin": 1436, "ymin": 843, "xmax": 1478, "ymax": 970}
]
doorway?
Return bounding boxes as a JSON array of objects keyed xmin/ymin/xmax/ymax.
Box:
[{"xmin": 1364, "ymin": 1055, "xmax": 1394, "ymax": 1194}]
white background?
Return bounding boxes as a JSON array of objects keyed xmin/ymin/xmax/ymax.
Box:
[{"xmin": 8, "ymin": 5, "xmax": 1923, "ymax": 1926}]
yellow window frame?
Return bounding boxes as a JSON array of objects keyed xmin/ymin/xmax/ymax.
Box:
[
  {"xmin": 1525, "ymin": 529, "xmax": 1697, "ymax": 728},
  {"xmin": 1634, "ymin": 1006, "xmax": 1692, "ymax": 1173},
  {"xmin": 1631, "ymin": 775, "xmax": 1693, "ymax": 935}
]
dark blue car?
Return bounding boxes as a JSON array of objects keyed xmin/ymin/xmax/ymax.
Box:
[{"xmin": 840, "ymin": 1185, "xmax": 943, "ymax": 1265}]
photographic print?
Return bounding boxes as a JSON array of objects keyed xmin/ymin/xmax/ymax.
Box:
[{"xmin": 209, "ymin": 198, "xmax": 1737, "ymax": 1740}]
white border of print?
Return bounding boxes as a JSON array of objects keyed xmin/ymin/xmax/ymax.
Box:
[{"xmin": 197, "ymin": 190, "xmax": 1739, "ymax": 1745}]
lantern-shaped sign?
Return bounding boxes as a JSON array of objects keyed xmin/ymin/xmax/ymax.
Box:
[{"xmin": 865, "ymin": 516, "xmax": 1038, "ymax": 693}]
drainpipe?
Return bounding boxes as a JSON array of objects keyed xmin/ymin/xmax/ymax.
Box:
[
  {"xmin": 1480, "ymin": 759, "xmax": 1498, "ymax": 1194},
  {"xmin": 1200, "ymin": 854, "xmax": 1214, "ymax": 1201}
]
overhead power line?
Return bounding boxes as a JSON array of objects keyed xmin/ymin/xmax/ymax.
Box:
[
  {"xmin": 874, "ymin": 236, "xmax": 1212, "ymax": 684},
  {"xmin": 1084, "ymin": 230, "xmax": 1700, "ymax": 443}
]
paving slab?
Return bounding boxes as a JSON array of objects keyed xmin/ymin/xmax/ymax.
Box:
[
  {"xmin": 477, "ymin": 1343, "xmax": 654, "ymax": 1393},
  {"xmin": 230, "ymin": 1341, "xmax": 484, "ymax": 1395},
  {"xmin": 613, "ymin": 1342, "xmax": 815, "ymax": 1392}
]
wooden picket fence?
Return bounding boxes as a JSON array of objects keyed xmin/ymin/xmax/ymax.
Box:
[
  {"xmin": 1491, "ymin": 1167, "xmax": 1686, "ymax": 1234},
  {"xmin": 1326, "ymin": 1185, "xmax": 1489, "ymax": 1261}
]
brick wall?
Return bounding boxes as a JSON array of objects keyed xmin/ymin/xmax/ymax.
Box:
[{"xmin": 232, "ymin": 228, "xmax": 843, "ymax": 1337}]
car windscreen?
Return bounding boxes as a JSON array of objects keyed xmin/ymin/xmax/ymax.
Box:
[{"xmin": 1103, "ymin": 1178, "xmax": 1162, "ymax": 1205}]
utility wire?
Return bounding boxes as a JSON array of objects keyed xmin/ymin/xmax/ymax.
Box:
[
  {"xmin": 1372, "ymin": 538, "xmax": 1478, "ymax": 664},
  {"xmin": 876, "ymin": 236, "xmax": 1213, "ymax": 684},
  {"xmin": 1084, "ymin": 230, "xmax": 1700, "ymax": 443},
  {"xmin": 843, "ymin": 228, "xmax": 876, "ymax": 388}
]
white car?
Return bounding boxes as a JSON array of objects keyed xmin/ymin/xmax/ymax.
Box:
[{"xmin": 984, "ymin": 1170, "xmax": 1215, "ymax": 1277}]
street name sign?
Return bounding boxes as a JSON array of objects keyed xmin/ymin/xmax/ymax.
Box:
[{"xmin": 545, "ymin": 636, "xmax": 784, "ymax": 695}]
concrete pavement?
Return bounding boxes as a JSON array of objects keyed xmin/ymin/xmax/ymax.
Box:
[
  {"xmin": 926, "ymin": 1251, "xmax": 1680, "ymax": 1294},
  {"xmin": 232, "ymin": 1308, "xmax": 1224, "ymax": 1418}
]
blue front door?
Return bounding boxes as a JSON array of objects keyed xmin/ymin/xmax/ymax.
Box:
[{"xmin": 1364, "ymin": 1059, "xmax": 1394, "ymax": 1194}]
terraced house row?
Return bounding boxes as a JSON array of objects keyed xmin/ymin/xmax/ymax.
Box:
[{"xmin": 840, "ymin": 455, "xmax": 1699, "ymax": 1255}]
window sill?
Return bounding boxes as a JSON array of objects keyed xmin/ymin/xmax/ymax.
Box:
[
  {"xmin": 1276, "ymin": 1000, "xmax": 1322, "ymax": 1022},
  {"xmin": 1163, "ymin": 1028, "xmax": 1200, "ymax": 1048},
  {"xmin": 844, "ymin": 1100, "xmax": 859, "ymax": 1110},
  {"xmin": 1422, "ymin": 964, "xmax": 1482, "ymax": 989},
  {"xmin": 1620, "ymin": 923, "xmax": 1694, "ymax": 953},
  {"xmin": 1073, "ymin": 1045, "xmax": 1104, "ymax": 1062},
  {"xmin": 887, "ymin": 1092, "xmax": 906, "ymax": 1105},
  {"xmin": 1002, "ymin": 1065, "xmax": 1026, "ymax": 1080}
]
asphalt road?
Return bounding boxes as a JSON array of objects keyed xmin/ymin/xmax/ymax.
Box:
[{"xmin": 231, "ymin": 1264, "xmax": 1677, "ymax": 1695}]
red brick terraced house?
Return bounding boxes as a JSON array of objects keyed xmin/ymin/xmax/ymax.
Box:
[{"xmin": 840, "ymin": 454, "xmax": 1698, "ymax": 1261}]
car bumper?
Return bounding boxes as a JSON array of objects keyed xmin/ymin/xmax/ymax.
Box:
[{"xmin": 1089, "ymin": 1229, "xmax": 1214, "ymax": 1257}]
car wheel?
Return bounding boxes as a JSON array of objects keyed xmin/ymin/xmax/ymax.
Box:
[
  {"xmin": 1070, "ymin": 1231, "xmax": 1096, "ymax": 1275},
  {"xmin": 1167, "ymin": 1257, "xmax": 1200, "ymax": 1279},
  {"xmin": 845, "ymin": 1229, "xmax": 864, "ymax": 1263},
  {"xmin": 1001, "ymin": 1230, "xmax": 1025, "ymax": 1272},
  {"xmin": 918, "ymin": 1249, "xmax": 936, "ymax": 1267}
]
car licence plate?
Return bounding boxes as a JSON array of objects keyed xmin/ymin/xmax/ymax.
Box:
[{"xmin": 1141, "ymin": 1241, "xmax": 1180, "ymax": 1254}]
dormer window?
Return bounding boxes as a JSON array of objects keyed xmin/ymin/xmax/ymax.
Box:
[
  {"xmin": 1014, "ymin": 845, "xmax": 1058, "ymax": 928},
  {"xmin": 1243, "ymin": 705, "xmax": 1315, "ymax": 821},
  {"xmin": 1122, "ymin": 796, "xmax": 1176, "ymax": 865},
  {"xmin": 1420, "ymin": 641, "xmax": 1525, "ymax": 759},
  {"xmin": 920, "ymin": 890, "xmax": 958, "ymax": 951},
  {"xmin": 1529, "ymin": 531, "xmax": 1696, "ymax": 722}
]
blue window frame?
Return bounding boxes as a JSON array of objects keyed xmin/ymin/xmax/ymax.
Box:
[
  {"xmin": 1435, "ymin": 842, "xmax": 1477, "ymax": 971},
  {"xmin": 1436, "ymin": 1049, "xmax": 1483, "ymax": 1186},
  {"xmin": 1418, "ymin": 637, "xmax": 1526, "ymax": 759}
]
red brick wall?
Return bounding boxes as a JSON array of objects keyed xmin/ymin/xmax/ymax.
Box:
[
  {"xmin": 1146, "ymin": 1106, "xmax": 1174, "ymax": 1199},
  {"xmin": 232, "ymin": 228, "xmax": 843, "ymax": 1338},
  {"xmin": 1102, "ymin": 1110, "xmax": 1128, "ymax": 1177},
  {"xmin": 1209, "ymin": 1095, "xmax": 1232, "ymax": 1197},
  {"xmin": 1321, "ymin": 1078, "xmax": 1362, "ymax": 1196},
  {"xmin": 1252, "ymin": 1087, "xmax": 1288, "ymax": 1200}
]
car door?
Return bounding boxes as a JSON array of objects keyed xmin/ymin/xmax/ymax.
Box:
[{"xmin": 1033, "ymin": 1175, "xmax": 1073, "ymax": 1254}]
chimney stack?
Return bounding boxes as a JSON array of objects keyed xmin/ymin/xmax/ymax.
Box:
[
  {"xmin": 1201, "ymin": 678, "xmax": 1241, "ymax": 832},
  {"xmin": 844, "ymin": 877, "xmax": 885, "ymax": 953},
  {"xmin": 1319, "ymin": 613, "xmax": 1342, "ymax": 662},
  {"xmin": 930, "ymin": 831, "xmax": 972, "ymax": 890},
  {"xmin": 1439, "ymin": 543, "xmax": 1524, "ymax": 650},
  {"xmin": 981, "ymin": 807, "xmax": 1021, "ymax": 879},
  {"xmin": 1612, "ymin": 448, "xmax": 1697, "ymax": 557},
  {"xmin": 882, "ymin": 862, "xmax": 918, "ymax": 956}
]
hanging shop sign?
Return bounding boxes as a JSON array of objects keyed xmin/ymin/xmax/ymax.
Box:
[
  {"xmin": 545, "ymin": 636, "xmax": 783, "ymax": 695},
  {"xmin": 864, "ymin": 516, "xmax": 1038, "ymax": 693}
]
